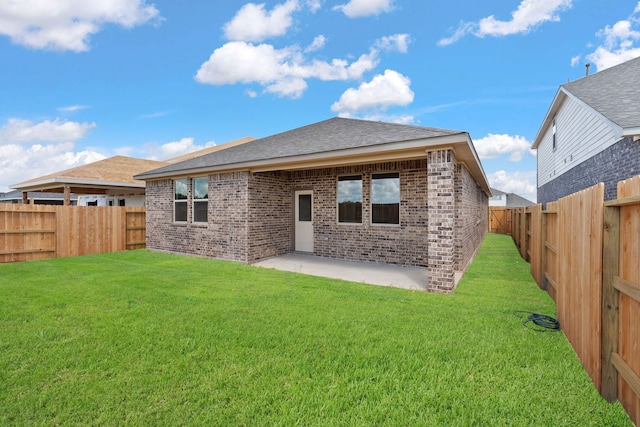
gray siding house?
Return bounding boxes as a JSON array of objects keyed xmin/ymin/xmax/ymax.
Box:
[
  {"xmin": 136, "ymin": 117, "xmax": 491, "ymax": 292},
  {"xmin": 533, "ymin": 56, "xmax": 640, "ymax": 205},
  {"xmin": 489, "ymin": 188, "xmax": 534, "ymax": 208}
]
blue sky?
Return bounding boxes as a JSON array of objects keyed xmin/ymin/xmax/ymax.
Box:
[{"xmin": 2, "ymin": 0, "xmax": 640, "ymax": 202}]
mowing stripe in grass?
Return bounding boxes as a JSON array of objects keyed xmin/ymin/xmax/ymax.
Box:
[{"xmin": 0, "ymin": 233, "xmax": 632, "ymax": 425}]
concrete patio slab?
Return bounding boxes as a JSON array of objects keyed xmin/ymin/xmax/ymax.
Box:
[{"xmin": 253, "ymin": 253, "xmax": 429, "ymax": 291}]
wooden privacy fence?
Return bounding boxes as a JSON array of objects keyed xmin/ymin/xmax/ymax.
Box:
[
  {"xmin": 0, "ymin": 205, "xmax": 146, "ymax": 263},
  {"xmin": 512, "ymin": 178, "xmax": 640, "ymax": 425},
  {"xmin": 488, "ymin": 207, "xmax": 512, "ymax": 234}
]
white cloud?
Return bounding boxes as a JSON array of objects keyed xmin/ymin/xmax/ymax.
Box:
[
  {"xmin": 139, "ymin": 111, "xmax": 170, "ymax": 119},
  {"xmin": 570, "ymin": 55, "xmax": 581, "ymax": 67},
  {"xmin": 0, "ymin": 0, "xmax": 161, "ymax": 52},
  {"xmin": 199, "ymin": 2, "xmax": 409, "ymax": 99},
  {"xmin": 265, "ymin": 77, "xmax": 309, "ymax": 98},
  {"xmin": 334, "ymin": 0, "xmax": 394, "ymax": 18},
  {"xmin": 331, "ymin": 69, "xmax": 414, "ymax": 115},
  {"xmin": 305, "ymin": 0, "xmax": 322, "ymax": 13},
  {"xmin": 305, "ymin": 35, "xmax": 326, "ymax": 52},
  {"xmin": 357, "ymin": 113, "xmax": 414, "ymax": 124},
  {"xmin": 2, "ymin": 145, "xmax": 107, "ymax": 191},
  {"xmin": 474, "ymin": 133, "xmax": 533, "ymax": 162},
  {"xmin": 585, "ymin": 5, "xmax": 640, "ymax": 71},
  {"xmin": 160, "ymin": 137, "xmax": 216, "ymax": 159},
  {"xmin": 375, "ymin": 34, "xmax": 410, "ymax": 53},
  {"xmin": 223, "ymin": 0, "xmax": 300, "ymax": 42},
  {"xmin": 438, "ymin": 0, "xmax": 572, "ymax": 46},
  {"xmin": 0, "ymin": 118, "xmax": 96, "ymax": 144},
  {"xmin": 195, "ymin": 38, "xmax": 389, "ymax": 98},
  {"xmin": 0, "ymin": 117, "xmax": 104, "ymax": 191},
  {"xmin": 195, "ymin": 42, "xmax": 289, "ymax": 86},
  {"xmin": 488, "ymin": 170, "xmax": 537, "ymax": 203},
  {"xmin": 143, "ymin": 137, "xmax": 217, "ymax": 161},
  {"xmin": 58, "ymin": 105, "xmax": 90, "ymax": 113}
]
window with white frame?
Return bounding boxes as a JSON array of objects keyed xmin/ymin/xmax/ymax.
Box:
[
  {"xmin": 337, "ymin": 175, "xmax": 362, "ymax": 223},
  {"xmin": 371, "ymin": 172, "xmax": 400, "ymax": 225},
  {"xmin": 174, "ymin": 179, "xmax": 188, "ymax": 222},
  {"xmin": 552, "ymin": 117, "xmax": 557, "ymax": 151},
  {"xmin": 193, "ymin": 177, "xmax": 208, "ymax": 223}
]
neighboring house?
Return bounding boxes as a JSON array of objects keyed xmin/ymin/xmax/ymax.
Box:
[
  {"xmin": 0, "ymin": 190, "xmax": 78, "ymax": 205},
  {"xmin": 12, "ymin": 156, "xmax": 167, "ymax": 206},
  {"xmin": 489, "ymin": 188, "xmax": 534, "ymax": 208},
  {"xmin": 135, "ymin": 117, "xmax": 491, "ymax": 292},
  {"xmin": 532, "ymin": 56, "xmax": 640, "ymax": 206},
  {"xmin": 10, "ymin": 138, "xmax": 255, "ymax": 206}
]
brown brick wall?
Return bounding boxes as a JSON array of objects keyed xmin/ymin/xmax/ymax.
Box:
[
  {"xmin": 145, "ymin": 173, "xmax": 250, "ymax": 262},
  {"xmin": 286, "ymin": 160, "xmax": 430, "ymax": 267},
  {"xmin": 144, "ymin": 155, "xmax": 487, "ymax": 294},
  {"xmin": 455, "ymin": 163, "xmax": 488, "ymax": 273},
  {"xmin": 247, "ymin": 171, "xmax": 293, "ymax": 261},
  {"xmin": 426, "ymin": 150, "xmax": 456, "ymax": 292}
]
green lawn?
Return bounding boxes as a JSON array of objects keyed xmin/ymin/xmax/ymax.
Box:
[{"xmin": 0, "ymin": 233, "xmax": 631, "ymax": 426}]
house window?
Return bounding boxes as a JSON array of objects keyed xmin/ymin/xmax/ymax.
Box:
[
  {"xmin": 174, "ymin": 179, "xmax": 188, "ymax": 222},
  {"xmin": 552, "ymin": 118, "xmax": 557, "ymax": 151},
  {"xmin": 193, "ymin": 177, "xmax": 208, "ymax": 223},
  {"xmin": 337, "ymin": 175, "xmax": 362, "ymax": 223},
  {"xmin": 371, "ymin": 172, "xmax": 400, "ymax": 225}
]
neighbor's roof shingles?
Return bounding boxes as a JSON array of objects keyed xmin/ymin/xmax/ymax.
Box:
[
  {"xmin": 532, "ymin": 56, "xmax": 640, "ymax": 149},
  {"xmin": 14, "ymin": 156, "xmax": 167, "ymax": 189},
  {"xmin": 562, "ymin": 56, "xmax": 640, "ymax": 129}
]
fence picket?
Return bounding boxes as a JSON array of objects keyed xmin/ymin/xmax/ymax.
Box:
[
  {"xmin": 509, "ymin": 177, "xmax": 639, "ymax": 426},
  {"xmin": 0, "ymin": 205, "xmax": 145, "ymax": 263}
]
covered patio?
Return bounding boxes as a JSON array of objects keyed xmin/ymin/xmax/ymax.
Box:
[{"xmin": 253, "ymin": 253, "xmax": 445, "ymax": 291}]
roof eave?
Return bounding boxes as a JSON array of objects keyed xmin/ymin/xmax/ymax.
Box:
[
  {"xmin": 12, "ymin": 177, "xmax": 146, "ymax": 192},
  {"xmin": 622, "ymin": 126, "xmax": 640, "ymax": 137},
  {"xmin": 136, "ymin": 132, "xmax": 492, "ymax": 197}
]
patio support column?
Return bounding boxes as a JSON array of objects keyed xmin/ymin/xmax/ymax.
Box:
[
  {"xmin": 21, "ymin": 192, "xmax": 28, "ymax": 205},
  {"xmin": 426, "ymin": 149, "xmax": 456, "ymax": 293},
  {"xmin": 63, "ymin": 186, "xmax": 71, "ymax": 206}
]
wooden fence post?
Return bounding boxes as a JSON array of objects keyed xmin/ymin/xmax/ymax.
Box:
[
  {"xmin": 601, "ymin": 205, "xmax": 620, "ymax": 402},
  {"xmin": 540, "ymin": 211, "xmax": 548, "ymax": 291}
]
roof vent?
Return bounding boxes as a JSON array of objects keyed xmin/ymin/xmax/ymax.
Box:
[{"xmin": 585, "ymin": 63, "xmax": 591, "ymax": 76}]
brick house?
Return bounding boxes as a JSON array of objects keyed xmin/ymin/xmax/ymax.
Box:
[
  {"xmin": 533, "ymin": 56, "xmax": 640, "ymax": 206},
  {"xmin": 135, "ymin": 117, "xmax": 491, "ymax": 292}
]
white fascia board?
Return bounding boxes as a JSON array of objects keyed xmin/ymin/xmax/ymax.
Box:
[
  {"xmin": 12, "ymin": 177, "xmax": 145, "ymax": 191},
  {"xmin": 463, "ymin": 133, "xmax": 492, "ymax": 196},
  {"xmin": 622, "ymin": 126, "xmax": 640, "ymax": 137}
]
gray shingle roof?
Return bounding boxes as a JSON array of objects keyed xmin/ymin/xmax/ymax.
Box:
[
  {"xmin": 137, "ymin": 117, "xmax": 463, "ymax": 178},
  {"xmin": 562, "ymin": 56, "xmax": 640, "ymax": 128},
  {"xmin": 505, "ymin": 193, "xmax": 534, "ymax": 208}
]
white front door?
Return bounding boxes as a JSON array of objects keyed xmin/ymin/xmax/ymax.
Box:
[{"xmin": 295, "ymin": 190, "xmax": 314, "ymax": 252}]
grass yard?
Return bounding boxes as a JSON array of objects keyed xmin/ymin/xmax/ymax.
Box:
[{"xmin": 0, "ymin": 233, "xmax": 631, "ymax": 426}]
